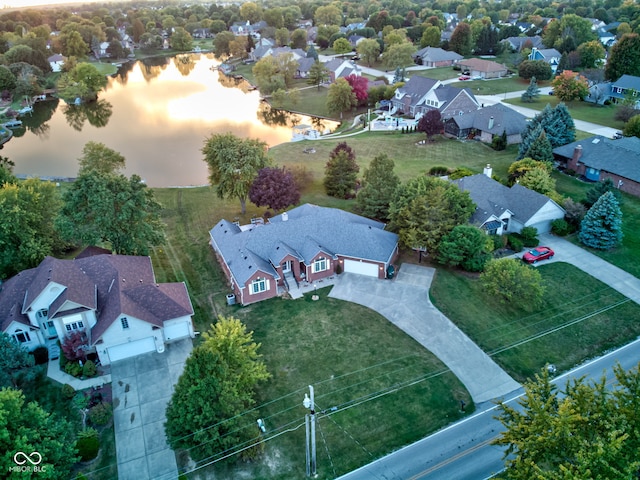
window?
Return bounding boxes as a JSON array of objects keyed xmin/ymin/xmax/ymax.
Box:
[
  {"xmin": 65, "ymin": 321, "xmax": 84, "ymax": 332},
  {"xmin": 37, "ymin": 309, "xmax": 48, "ymax": 319},
  {"xmin": 312, "ymin": 257, "xmax": 328, "ymax": 273},
  {"xmin": 121, "ymin": 317, "xmax": 130, "ymax": 330},
  {"xmin": 250, "ymin": 278, "xmax": 267, "ymax": 294},
  {"xmin": 13, "ymin": 330, "xmax": 30, "ymax": 343}
]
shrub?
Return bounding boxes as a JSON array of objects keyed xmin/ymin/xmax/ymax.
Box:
[
  {"xmin": 62, "ymin": 383, "xmax": 76, "ymax": 399},
  {"xmin": 89, "ymin": 402, "xmax": 113, "ymax": 426},
  {"xmin": 76, "ymin": 428, "xmax": 100, "ymax": 461},
  {"xmin": 31, "ymin": 346, "xmax": 49, "ymax": 365},
  {"xmin": 64, "ymin": 361, "xmax": 82, "ymax": 377},
  {"xmin": 335, "ymin": 262, "xmax": 343, "ymax": 274},
  {"xmin": 564, "ymin": 168, "xmax": 576, "ymax": 177},
  {"xmin": 82, "ymin": 360, "xmax": 97, "ymax": 378},
  {"xmin": 449, "ymin": 167, "xmax": 474, "ymax": 180},
  {"xmin": 519, "ymin": 226, "xmax": 539, "ymax": 247},
  {"xmin": 428, "ymin": 165, "xmax": 449, "ymax": 176},
  {"xmin": 508, "ymin": 235, "xmax": 523, "ymax": 252},
  {"xmin": 551, "ymin": 219, "xmax": 570, "ymax": 236}
]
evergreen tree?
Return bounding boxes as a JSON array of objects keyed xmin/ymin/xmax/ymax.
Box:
[
  {"xmin": 579, "ymin": 191, "xmax": 623, "ymax": 250},
  {"xmin": 525, "ymin": 130, "xmax": 554, "ymax": 162},
  {"xmin": 585, "ymin": 178, "xmax": 622, "ymax": 208},
  {"xmin": 306, "ymin": 44, "xmax": 318, "ymax": 60},
  {"xmin": 520, "ymin": 76, "xmax": 540, "ymax": 103},
  {"xmin": 556, "ymin": 52, "xmax": 568, "ymax": 75},
  {"xmin": 517, "ymin": 123, "xmax": 543, "ymax": 160},
  {"xmin": 393, "ymin": 66, "xmax": 404, "ymax": 83},
  {"xmin": 548, "ymin": 103, "xmax": 576, "ymax": 147},
  {"xmin": 356, "ymin": 153, "xmax": 400, "ymax": 220},
  {"xmin": 324, "ymin": 142, "xmax": 360, "ymax": 198}
]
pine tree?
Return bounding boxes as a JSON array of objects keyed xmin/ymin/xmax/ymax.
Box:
[
  {"xmin": 521, "ymin": 76, "xmax": 540, "ymax": 103},
  {"xmin": 518, "ymin": 123, "xmax": 543, "ymax": 159},
  {"xmin": 579, "ymin": 191, "xmax": 623, "ymax": 250},
  {"xmin": 393, "ymin": 66, "xmax": 403, "ymax": 83},
  {"xmin": 356, "ymin": 153, "xmax": 400, "ymax": 220},
  {"xmin": 525, "ymin": 130, "xmax": 554, "ymax": 162},
  {"xmin": 548, "ymin": 103, "xmax": 575, "ymax": 147},
  {"xmin": 324, "ymin": 142, "xmax": 360, "ymax": 198}
]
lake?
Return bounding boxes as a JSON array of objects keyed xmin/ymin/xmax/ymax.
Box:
[{"xmin": 5, "ymin": 53, "xmax": 336, "ymax": 187}]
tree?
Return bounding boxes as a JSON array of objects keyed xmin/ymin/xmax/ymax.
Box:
[
  {"xmin": 131, "ymin": 18, "xmax": 145, "ymax": 43},
  {"xmin": 290, "ymin": 29, "xmax": 307, "ymax": 49},
  {"xmin": 202, "ymin": 133, "xmax": 269, "ymax": 214},
  {"xmin": 577, "ymin": 40, "xmax": 605, "ymax": 69},
  {"xmin": 0, "ymin": 388, "xmax": 79, "ymax": 478},
  {"xmin": 579, "ymin": 191, "xmax": 623, "ymax": 250},
  {"xmin": 548, "ymin": 103, "xmax": 575, "ymax": 147},
  {"xmin": 333, "ymin": 38, "xmax": 352, "ymax": 57},
  {"xmin": 249, "ymin": 167, "xmax": 300, "ymax": 212},
  {"xmin": 357, "ymin": 38, "xmax": 381, "ymax": 67},
  {"xmin": 508, "ymin": 158, "xmax": 552, "ymax": 185},
  {"xmin": 345, "ymin": 74, "xmax": 368, "ymax": 105},
  {"xmin": 551, "ymin": 70, "xmax": 590, "ymax": 102},
  {"xmin": 517, "ymin": 60, "xmax": 552, "ymax": 81},
  {"xmin": 59, "ymin": 30, "xmax": 88, "ymax": 58},
  {"xmin": 605, "ymin": 33, "xmax": 640, "ymax": 81},
  {"xmin": 388, "ymin": 176, "xmax": 475, "ymax": 253},
  {"xmin": 165, "ymin": 316, "xmax": 270, "ymax": 462},
  {"xmin": 239, "ymin": 2, "xmax": 262, "ymax": 24},
  {"xmin": 520, "ymin": 76, "xmax": 540, "ymax": 103},
  {"xmin": 449, "ymin": 22, "xmax": 472, "ymax": 56},
  {"xmin": 327, "ymin": 78, "xmax": 357, "ymax": 119},
  {"xmin": 524, "ymin": 130, "xmax": 553, "ymax": 163},
  {"xmin": 61, "ymin": 330, "xmax": 90, "ymax": 362},
  {"xmin": 324, "ymin": 142, "xmax": 360, "ymax": 198},
  {"xmin": 78, "ymin": 141, "xmax": 125, "ymax": 175},
  {"xmin": 307, "ymin": 61, "xmax": 329, "ymax": 90},
  {"xmin": 0, "ymin": 333, "xmax": 34, "ymax": 388},
  {"xmin": 315, "ymin": 5, "xmax": 342, "ymax": 26},
  {"xmin": 480, "ymin": 258, "xmax": 545, "ymax": 309},
  {"xmin": 417, "ymin": 109, "xmax": 443, "ymax": 142},
  {"xmin": 437, "ymin": 225, "xmax": 491, "ymax": 272},
  {"xmin": 585, "ymin": 178, "xmax": 622, "ymax": 208},
  {"xmin": 214, "ymin": 31, "xmax": 235, "ymax": 58},
  {"xmin": 0, "ymin": 178, "xmax": 63, "ymax": 279},
  {"xmin": 356, "ymin": 153, "xmax": 400, "ymax": 220},
  {"xmin": 382, "ymin": 41, "xmax": 416, "ymax": 69},
  {"xmin": 56, "ymin": 62, "xmax": 107, "ymax": 103},
  {"xmin": 275, "ymin": 28, "xmax": 290, "ymax": 47},
  {"xmin": 519, "ymin": 167, "xmax": 557, "ymax": 197},
  {"xmin": 494, "ymin": 364, "xmax": 640, "ymax": 479},
  {"xmin": 517, "ymin": 123, "xmax": 543, "ymax": 160},
  {"xmin": 623, "ymin": 115, "xmax": 640, "ymax": 138},
  {"xmin": 306, "ymin": 44, "xmax": 318, "ymax": 60},
  {"xmin": 421, "ymin": 26, "xmax": 441, "ymax": 48},
  {"xmin": 0, "ymin": 65, "xmax": 16, "ymax": 92}
]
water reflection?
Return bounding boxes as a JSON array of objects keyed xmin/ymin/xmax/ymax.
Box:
[{"xmin": 5, "ymin": 54, "xmax": 338, "ymax": 187}]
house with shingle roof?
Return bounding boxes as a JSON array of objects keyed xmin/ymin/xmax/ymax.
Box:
[
  {"xmin": 453, "ymin": 170, "xmax": 565, "ymax": 235},
  {"xmin": 457, "ymin": 58, "xmax": 508, "ymax": 79},
  {"xmin": 444, "ymin": 103, "xmax": 528, "ymax": 144},
  {"xmin": 608, "ymin": 75, "xmax": 640, "ymax": 106},
  {"xmin": 0, "ymin": 251, "xmax": 194, "ymax": 365},
  {"xmin": 391, "ymin": 76, "xmax": 479, "ymax": 118},
  {"xmin": 500, "ymin": 35, "xmax": 543, "ymax": 52},
  {"xmin": 553, "ymin": 135, "xmax": 640, "ymax": 198},
  {"xmin": 324, "ymin": 58, "xmax": 360, "ymax": 82},
  {"xmin": 413, "ymin": 47, "xmax": 462, "ymax": 67},
  {"xmin": 528, "ymin": 47, "xmax": 562, "ymax": 73},
  {"xmin": 209, "ymin": 204, "xmax": 399, "ymax": 305}
]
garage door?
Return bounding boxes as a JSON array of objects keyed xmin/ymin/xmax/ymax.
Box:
[
  {"xmin": 107, "ymin": 337, "xmax": 156, "ymax": 363},
  {"xmin": 343, "ymin": 259, "xmax": 380, "ymax": 277},
  {"xmin": 163, "ymin": 322, "xmax": 191, "ymax": 342}
]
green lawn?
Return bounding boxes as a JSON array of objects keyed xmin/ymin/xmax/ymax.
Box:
[
  {"xmin": 506, "ymin": 96, "xmax": 625, "ymax": 130},
  {"xmin": 450, "ymin": 76, "xmax": 547, "ymax": 95},
  {"xmin": 430, "ymin": 262, "xmax": 640, "ymax": 382},
  {"xmin": 408, "ymin": 66, "xmax": 461, "ymax": 81}
]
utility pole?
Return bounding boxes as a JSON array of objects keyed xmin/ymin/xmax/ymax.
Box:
[{"xmin": 303, "ymin": 385, "xmax": 317, "ymax": 477}]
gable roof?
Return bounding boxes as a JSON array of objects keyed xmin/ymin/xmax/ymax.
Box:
[
  {"xmin": 414, "ymin": 47, "xmax": 462, "ymax": 62},
  {"xmin": 454, "ymin": 174, "xmax": 561, "ymax": 226},
  {"xmin": 0, "ymin": 269, "xmax": 37, "ymax": 331},
  {"xmin": 553, "ymin": 135, "xmax": 640, "ymax": 183},
  {"xmin": 612, "ymin": 74, "xmax": 640, "ymax": 91},
  {"xmin": 447, "ymin": 103, "xmax": 527, "ymax": 136},
  {"xmin": 210, "ymin": 204, "xmax": 398, "ymax": 288},
  {"xmin": 458, "ymin": 58, "xmax": 507, "ymax": 73},
  {"xmin": 501, "ymin": 35, "xmax": 543, "ymax": 51},
  {"xmin": 297, "ymin": 57, "xmax": 315, "ymax": 73},
  {"xmin": 396, "ymin": 76, "xmax": 439, "ymax": 107}
]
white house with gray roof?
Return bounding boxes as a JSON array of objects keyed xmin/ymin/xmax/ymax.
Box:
[
  {"xmin": 454, "ymin": 171, "xmax": 565, "ymax": 235},
  {"xmin": 209, "ymin": 204, "xmax": 398, "ymax": 305},
  {"xmin": 391, "ymin": 76, "xmax": 479, "ymax": 118}
]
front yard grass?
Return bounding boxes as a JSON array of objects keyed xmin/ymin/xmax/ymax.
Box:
[
  {"xmin": 450, "ymin": 76, "xmax": 546, "ymax": 95},
  {"xmin": 430, "ymin": 262, "xmax": 640, "ymax": 382}
]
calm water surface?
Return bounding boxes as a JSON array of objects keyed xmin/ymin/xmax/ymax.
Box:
[{"xmin": 5, "ymin": 54, "xmax": 334, "ymax": 187}]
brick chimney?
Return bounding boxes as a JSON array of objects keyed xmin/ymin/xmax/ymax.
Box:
[{"xmin": 569, "ymin": 145, "xmax": 583, "ymax": 170}]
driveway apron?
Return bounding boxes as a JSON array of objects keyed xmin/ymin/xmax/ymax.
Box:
[
  {"xmin": 329, "ymin": 264, "xmax": 520, "ymax": 404},
  {"xmin": 111, "ymin": 338, "xmax": 193, "ymax": 480}
]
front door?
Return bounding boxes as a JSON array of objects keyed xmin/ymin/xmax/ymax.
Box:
[
  {"xmin": 282, "ymin": 261, "xmax": 292, "ymax": 274},
  {"xmin": 46, "ymin": 321, "xmax": 57, "ymax": 338}
]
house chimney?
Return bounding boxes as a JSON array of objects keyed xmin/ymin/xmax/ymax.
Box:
[
  {"xmin": 570, "ymin": 145, "xmax": 583, "ymax": 170},
  {"xmin": 488, "ymin": 116, "xmax": 494, "ymax": 130},
  {"xmin": 483, "ymin": 164, "xmax": 492, "ymax": 178},
  {"xmin": 281, "ymin": 212, "xmax": 288, "ymax": 222}
]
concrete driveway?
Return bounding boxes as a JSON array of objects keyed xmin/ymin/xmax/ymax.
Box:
[
  {"xmin": 111, "ymin": 338, "xmax": 192, "ymax": 480},
  {"xmin": 328, "ymin": 264, "xmax": 520, "ymax": 404}
]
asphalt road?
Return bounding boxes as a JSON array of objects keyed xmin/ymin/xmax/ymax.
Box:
[{"xmin": 336, "ymin": 338, "xmax": 640, "ymax": 480}]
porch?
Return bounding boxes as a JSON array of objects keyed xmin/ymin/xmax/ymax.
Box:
[{"xmin": 279, "ymin": 271, "xmax": 339, "ymax": 300}]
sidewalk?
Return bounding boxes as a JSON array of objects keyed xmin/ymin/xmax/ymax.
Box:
[{"xmin": 47, "ymin": 358, "xmax": 112, "ymax": 390}]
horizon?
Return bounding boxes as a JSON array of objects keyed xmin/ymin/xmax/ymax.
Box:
[{"xmin": 2, "ymin": 0, "xmax": 157, "ymax": 8}]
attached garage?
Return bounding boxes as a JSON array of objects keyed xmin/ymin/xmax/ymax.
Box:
[
  {"xmin": 107, "ymin": 337, "xmax": 156, "ymax": 363},
  {"xmin": 343, "ymin": 259, "xmax": 380, "ymax": 277},
  {"xmin": 163, "ymin": 322, "xmax": 191, "ymax": 342}
]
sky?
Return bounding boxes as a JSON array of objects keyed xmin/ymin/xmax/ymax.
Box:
[{"xmin": 2, "ymin": 0, "xmax": 137, "ymax": 8}]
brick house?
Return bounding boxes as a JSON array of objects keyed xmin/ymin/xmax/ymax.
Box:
[
  {"xmin": 444, "ymin": 103, "xmax": 528, "ymax": 144},
  {"xmin": 391, "ymin": 76, "xmax": 479, "ymax": 118}
]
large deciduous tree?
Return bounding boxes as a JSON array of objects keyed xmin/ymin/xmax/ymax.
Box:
[
  {"xmin": 165, "ymin": 316, "xmax": 270, "ymax": 462},
  {"xmin": 202, "ymin": 133, "xmax": 269, "ymax": 214},
  {"xmin": 577, "ymin": 40, "xmax": 605, "ymax": 69},
  {"xmin": 0, "ymin": 333, "xmax": 34, "ymax": 388},
  {"xmin": 327, "ymin": 78, "xmax": 357, "ymax": 119},
  {"xmin": 249, "ymin": 166, "xmax": 300, "ymax": 212},
  {"xmin": 0, "ymin": 388, "xmax": 79, "ymax": 478},
  {"xmin": 345, "ymin": 74, "xmax": 368, "ymax": 105},
  {"xmin": 437, "ymin": 225, "xmax": 491, "ymax": 272},
  {"xmin": 494, "ymin": 363, "xmax": 640, "ymax": 479},
  {"xmin": 357, "ymin": 38, "xmax": 381, "ymax": 66},
  {"xmin": 388, "ymin": 176, "xmax": 475, "ymax": 254},
  {"xmin": 517, "ymin": 60, "xmax": 552, "ymax": 81},
  {"xmin": 333, "ymin": 37, "xmax": 352, "ymax": 57},
  {"xmin": 623, "ymin": 115, "xmax": 640, "ymax": 138},
  {"xmin": 170, "ymin": 27, "xmax": 193, "ymax": 51},
  {"xmin": 420, "ymin": 26, "xmax": 441, "ymax": 48},
  {"xmin": 252, "ymin": 53, "xmax": 297, "ymax": 94},
  {"xmin": 382, "ymin": 41, "xmax": 416, "ymax": 69},
  {"xmin": 417, "ymin": 109, "xmax": 443, "ymax": 142},
  {"xmin": 449, "ymin": 22, "xmax": 472, "ymax": 56},
  {"xmin": 324, "ymin": 142, "xmax": 360, "ymax": 198},
  {"xmin": 579, "ymin": 191, "xmax": 623, "ymax": 250},
  {"xmin": 605, "ymin": 33, "xmax": 640, "ymax": 81},
  {"xmin": 56, "ymin": 62, "xmax": 107, "ymax": 103},
  {"xmin": 480, "ymin": 258, "xmax": 545, "ymax": 309},
  {"xmin": 78, "ymin": 141, "xmax": 125, "ymax": 174},
  {"xmin": 356, "ymin": 153, "xmax": 400, "ymax": 220},
  {"xmin": 551, "ymin": 70, "xmax": 589, "ymax": 102}
]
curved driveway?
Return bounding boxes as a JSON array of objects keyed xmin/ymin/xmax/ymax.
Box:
[{"xmin": 329, "ymin": 264, "xmax": 520, "ymax": 404}]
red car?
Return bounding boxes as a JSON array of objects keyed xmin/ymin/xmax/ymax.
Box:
[
  {"xmin": 458, "ymin": 75, "xmax": 470, "ymax": 81},
  {"xmin": 522, "ymin": 246, "xmax": 555, "ymax": 264}
]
